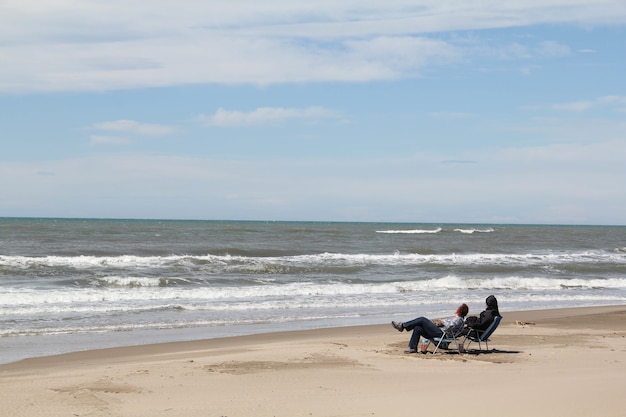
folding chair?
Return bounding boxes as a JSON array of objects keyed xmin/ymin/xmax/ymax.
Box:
[
  {"xmin": 463, "ymin": 315, "xmax": 502, "ymax": 352},
  {"xmin": 431, "ymin": 320, "xmax": 466, "ymax": 354}
]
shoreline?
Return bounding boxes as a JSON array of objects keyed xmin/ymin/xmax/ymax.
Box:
[
  {"xmin": 1, "ymin": 304, "xmax": 624, "ymax": 370},
  {"xmin": 1, "ymin": 303, "xmax": 621, "ymax": 368},
  {"xmin": 2, "ymin": 304, "xmax": 626, "ymax": 416}
]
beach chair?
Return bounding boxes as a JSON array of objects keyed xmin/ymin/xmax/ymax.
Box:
[
  {"xmin": 431, "ymin": 320, "xmax": 467, "ymax": 354},
  {"xmin": 463, "ymin": 315, "xmax": 502, "ymax": 352}
]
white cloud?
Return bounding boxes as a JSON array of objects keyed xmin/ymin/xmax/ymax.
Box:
[
  {"xmin": 497, "ymin": 139, "xmax": 626, "ymax": 164},
  {"xmin": 428, "ymin": 111, "xmax": 473, "ymax": 119},
  {"xmin": 199, "ymin": 106, "xmax": 341, "ymax": 127},
  {"xmin": 552, "ymin": 101, "xmax": 594, "ymax": 112},
  {"xmin": 91, "ymin": 120, "xmax": 178, "ymax": 136},
  {"xmin": 599, "ymin": 95, "xmax": 626, "ymax": 105},
  {"xmin": 534, "ymin": 41, "xmax": 571, "ymax": 57},
  {"xmin": 89, "ymin": 135, "xmax": 130, "ymax": 146},
  {"xmin": 522, "ymin": 96, "xmax": 626, "ymax": 114},
  {"xmin": 2, "ymin": 1, "xmax": 625, "ymax": 93}
]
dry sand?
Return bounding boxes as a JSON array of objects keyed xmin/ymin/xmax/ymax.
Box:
[{"xmin": 1, "ymin": 305, "xmax": 625, "ymax": 417}]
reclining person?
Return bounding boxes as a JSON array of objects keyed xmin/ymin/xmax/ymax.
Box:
[
  {"xmin": 464, "ymin": 295, "xmax": 500, "ymax": 332},
  {"xmin": 391, "ymin": 303, "xmax": 469, "ymax": 354}
]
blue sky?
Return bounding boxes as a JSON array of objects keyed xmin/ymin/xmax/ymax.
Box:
[{"xmin": 1, "ymin": 1, "xmax": 625, "ymax": 224}]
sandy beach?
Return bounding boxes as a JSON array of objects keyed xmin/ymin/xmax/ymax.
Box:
[{"xmin": 1, "ymin": 305, "xmax": 625, "ymax": 417}]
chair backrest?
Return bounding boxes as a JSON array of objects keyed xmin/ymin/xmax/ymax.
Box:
[
  {"xmin": 442, "ymin": 317, "xmax": 467, "ymax": 339},
  {"xmin": 478, "ymin": 315, "xmax": 502, "ymax": 341}
]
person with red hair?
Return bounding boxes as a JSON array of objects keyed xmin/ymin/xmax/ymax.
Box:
[{"xmin": 392, "ymin": 303, "xmax": 469, "ymax": 354}]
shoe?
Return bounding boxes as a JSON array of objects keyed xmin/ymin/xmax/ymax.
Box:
[
  {"xmin": 391, "ymin": 321, "xmax": 404, "ymax": 332},
  {"xmin": 404, "ymin": 348, "xmax": 417, "ymax": 354}
]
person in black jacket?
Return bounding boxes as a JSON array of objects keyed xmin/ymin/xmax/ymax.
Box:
[{"xmin": 464, "ymin": 295, "xmax": 500, "ymax": 331}]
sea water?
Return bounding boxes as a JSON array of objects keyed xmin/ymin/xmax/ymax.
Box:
[{"xmin": 1, "ymin": 218, "xmax": 625, "ymax": 363}]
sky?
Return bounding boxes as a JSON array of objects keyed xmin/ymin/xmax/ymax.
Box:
[{"xmin": 1, "ymin": 1, "xmax": 626, "ymax": 225}]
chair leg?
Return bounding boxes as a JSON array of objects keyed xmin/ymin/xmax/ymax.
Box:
[
  {"xmin": 464, "ymin": 336, "xmax": 472, "ymax": 351},
  {"xmin": 432, "ymin": 339, "xmax": 443, "ymax": 354}
]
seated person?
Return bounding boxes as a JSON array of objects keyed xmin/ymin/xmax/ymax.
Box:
[
  {"xmin": 391, "ymin": 303, "xmax": 469, "ymax": 353},
  {"xmin": 464, "ymin": 295, "xmax": 500, "ymax": 332}
]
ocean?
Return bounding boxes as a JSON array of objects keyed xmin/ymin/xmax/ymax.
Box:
[{"xmin": 1, "ymin": 218, "xmax": 625, "ymax": 364}]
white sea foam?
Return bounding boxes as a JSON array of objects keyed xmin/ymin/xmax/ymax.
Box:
[
  {"xmin": 453, "ymin": 228, "xmax": 494, "ymax": 234},
  {"xmin": 2, "ymin": 249, "xmax": 623, "ymax": 271},
  {"xmin": 95, "ymin": 276, "xmax": 166, "ymax": 287},
  {"xmin": 2, "ymin": 276, "xmax": 625, "ymax": 315},
  {"xmin": 376, "ymin": 228, "xmax": 442, "ymax": 234}
]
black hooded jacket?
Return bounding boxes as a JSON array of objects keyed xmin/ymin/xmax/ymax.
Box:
[{"xmin": 465, "ymin": 295, "xmax": 500, "ymax": 331}]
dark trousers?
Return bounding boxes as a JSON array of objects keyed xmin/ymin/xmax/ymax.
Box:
[{"xmin": 403, "ymin": 317, "xmax": 444, "ymax": 349}]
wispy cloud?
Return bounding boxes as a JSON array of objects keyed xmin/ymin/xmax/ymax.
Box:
[
  {"xmin": 87, "ymin": 120, "xmax": 178, "ymax": 146},
  {"xmin": 428, "ymin": 111, "xmax": 472, "ymax": 119},
  {"xmin": 522, "ymin": 95, "xmax": 626, "ymax": 113},
  {"xmin": 440, "ymin": 160, "xmax": 478, "ymax": 164},
  {"xmin": 599, "ymin": 96, "xmax": 626, "ymax": 106},
  {"xmin": 89, "ymin": 135, "xmax": 131, "ymax": 146},
  {"xmin": 2, "ymin": 1, "xmax": 625, "ymax": 93},
  {"xmin": 534, "ymin": 41, "xmax": 570, "ymax": 58},
  {"xmin": 198, "ymin": 106, "xmax": 341, "ymax": 127},
  {"xmin": 91, "ymin": 120, "xmax": 178, "ymax": 136},
  {"xmin": 551, "ymin": 101, "xmax": 594, "ymax": 112}
]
